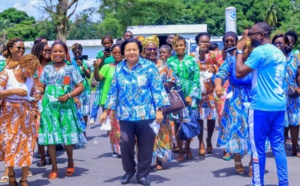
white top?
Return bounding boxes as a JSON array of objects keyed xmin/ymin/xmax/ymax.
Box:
[{"xmin": 5, "ymin": 68, "xmax": 34, "ymax": 100}]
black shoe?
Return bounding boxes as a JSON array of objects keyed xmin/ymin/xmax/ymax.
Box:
[
  {"xmin": 37, "ymin": 160, "xmax": 47, "ymax": 167},
  {"xmin": 121, "ymin": 172, "xmax": 135, "ymax": 184},
  {"xmin": 137, "ymin": 177, "xmax": 151, "ymax": 186}
]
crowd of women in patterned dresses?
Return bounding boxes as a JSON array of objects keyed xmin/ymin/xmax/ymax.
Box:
[{"xmin": 0, "ymin": 21, "xmax": 298, "ymax": 186}]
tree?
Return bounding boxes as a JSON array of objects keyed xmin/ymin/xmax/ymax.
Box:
[
  {"xmin": 68, "ymin": 8, "xmax": 101, "ymax": 39},
  {"xmin": 0, "ymin": 19, "xmax": 12, "ymax": 41},
  {"xmin": 41, "ymin": 0, "xmax": 79, "ymax": 42},
  {"xmin": 97, "ymin": 0, "xmax": 186, "ymax": 38},
  {"xmin": 0, "ymin": 8, "xmax": 38, "ymax": 41}
]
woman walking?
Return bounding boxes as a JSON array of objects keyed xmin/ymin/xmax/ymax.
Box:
[
  {"xmin": 89, "ymin": 35, "xmax": 114, "ymax": 124},
  {"xmin": 31, "ymin": 41, "xmax": 52, "ymax": 167},
  {"xmin": 214, "ymin": 31, "xmax": 253, "ymax": 176},
  {"xmin": 272, "ymin": 34, "xmax": 300, "ymax": 157},
  {"xmin": 99, "ymin": 39, "xmax": 169, "ymax": 185},
  {"xmin": 71, "ymin": 43, "xmax": 91, "ymax": 129},
  {"xmin": 0, "ymin": 54, "xmax": 41, "ymax": 186},
  {"xmin": 142, "ymin": 35, "xmax": 177, "ymax": 170},
  {"xmin": 167, "ymin": 35, "xmax": 201, "ymax": 161},
  {"xmin": 195, "ymin": 32, "xmax": 224, "ymax": 156},
  {"xmin": 93, "ymin": 44, "xmax": 123, "ymax": 157},
  {"xmin": 38, "ymin": 40, "xmax": 85, "ymax": 180}
]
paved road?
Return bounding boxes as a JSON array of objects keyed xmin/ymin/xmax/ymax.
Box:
[{"xmin": 1, "ymin": 93, "xmax": 299, "ymax": 186}]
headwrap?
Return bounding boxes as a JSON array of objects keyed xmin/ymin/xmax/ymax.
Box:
[
  {"xmin": 141, "ymin": 35, "xmax": 159, "ymax": 48},
  {"xmin": 222, "ymin": 31, "xmax": 238, "ymax": 42},
  {"xmin": 135, "ymin": 36, "xmax": 145, "ymax": 43}
]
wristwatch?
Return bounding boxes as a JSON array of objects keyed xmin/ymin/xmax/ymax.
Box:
[
  {"xmin": 156, "ymin": 107, "xmax": 162, "ymax": 111},
  {"xmin": 236, "ymin": 50, "xmax": 244, "ymax": 54}
]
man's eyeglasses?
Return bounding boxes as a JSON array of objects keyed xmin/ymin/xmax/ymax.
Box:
[
  {"xmin": 16, "ymin": 46, "xmax": 25, "ymax": 50},
  {"xmin": 225, "ymin": 39, "xmax": 235, "ymax": 43},
  {"xmin": 146, "ymin": 48, "xmax": 157, "ymax": 52},
  {"xmin": 274, "ymin": 42, "xmax": 283, "ymax": 46}
]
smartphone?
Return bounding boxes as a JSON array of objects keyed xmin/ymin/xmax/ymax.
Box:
[{"xmin": 104, "ymin": 48, "xmax": 110, "ymax": 53}]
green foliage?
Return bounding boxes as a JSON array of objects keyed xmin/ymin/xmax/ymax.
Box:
[
  {"xmin": 68, "ymin": 8, "xmax": 102, "ymax": 40},
  {"xmin": 0, "ymin": 0, "xmax": 300, "ymax": 42},
  {"xmin": 0, "ymin": 8, "xmax": 38, "ymax": 41}
]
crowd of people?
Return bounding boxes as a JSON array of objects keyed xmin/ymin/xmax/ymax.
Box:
[{"xmin": 0, "ymin": 21, "xmax": 299, "ymax": 186}]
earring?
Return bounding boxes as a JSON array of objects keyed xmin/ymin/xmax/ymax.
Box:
[{"xmin": 22, "ymin": 68, "xmax": 25, "ymax": 73}]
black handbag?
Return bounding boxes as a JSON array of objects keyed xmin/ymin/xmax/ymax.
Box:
[
  {"xmin": 286, "ymin": 77, "xmax": 300, "ymax": 98},
  {"xmin": 162, "ymin": 83, "xmax": 185, "ymax": 115},
  {"xmin": 288, "ymin": 85, "xmax": 300, "ymax": 98}
]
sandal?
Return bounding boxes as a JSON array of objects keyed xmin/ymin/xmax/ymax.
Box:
[
  {"xmin": 19, "ymin": 180, "xmax": 28, "ymax": 186},
  {"xmin": 155, "ymin": 164, "xmax": 163, "ymax": 170},
  {"xmin": 66, "ymin": 168, "xmax": 75, "ymax": 177},
  {"xmin": 223, "ymin": 152, "xmax": 231, "ymax": 161},
  {"xmin": 291, "ymin": 150, "xmax": 300, "ymax": 157},
  {"xmin": 234, "ymin": 161, "xmax": 245, "ymax": 175},
  {"xmin": 48, "ymin": 171, "xmax": 58, "ymax": 180},
  {"xmin": 8, "ymin": 171, "xmax": 18, "ymax": 186},
  {"xmin": 199, "ymin": 143, "xmax": 205, "ymax": 157},
  {"xmin": 186, "ymin": 148, "xmax": 193, "ymax": 159},
  {"xmin": 27, "ymin": 170, "xmax": 33, "ymax": 177},
  {"xmin": 248, "ymin": 162, "xmax": 253, "ymax": 177},
  {"xmin": 177, "ymin": 151, "xmax": 185, "ymax": 162},
  {"xmin": 206, "ymin": 138, "xmax": 213, "ymax": 154},
  {"xmin": 172, "ymin": 145, "xmax": 179, "ymax": 153},
  {"xmin": 0, "ymin": 176, "xmax": 8, "ymax": 183}
]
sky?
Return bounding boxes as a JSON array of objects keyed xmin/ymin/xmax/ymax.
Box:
[{"xmin": 0, "ymin": 0, "xmax": 100, "ymax": 22}]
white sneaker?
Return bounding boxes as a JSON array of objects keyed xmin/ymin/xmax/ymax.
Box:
[{"xmin": 89, "ymin": 118, "xmax": 95, "ymax": 125}]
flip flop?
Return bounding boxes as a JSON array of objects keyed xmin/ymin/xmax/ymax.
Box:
[{"xmin": 0, "ymin": 176, "xmax": 8, "ymax": 183}]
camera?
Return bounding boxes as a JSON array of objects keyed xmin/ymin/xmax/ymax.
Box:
[
  {"xmin": 75, "ymin": 55, "xmax": 88, "ymax": 61},
  {"xmin": 104, "ymin": 47, "xmax": 111, "ymax": 53}
]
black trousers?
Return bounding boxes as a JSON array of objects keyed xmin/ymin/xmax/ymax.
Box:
[{"xmin": 119, "ymin": 119, "xmax": 155, "ymax": 179}]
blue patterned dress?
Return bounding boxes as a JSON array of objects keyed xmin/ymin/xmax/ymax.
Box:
[
  {"xmin": 214, "ymin": 55, "xmax": 252, "ymax": 154},
  {"xmin": 285, "ymin": 52, "xmax": 300, "ymax": 126}
]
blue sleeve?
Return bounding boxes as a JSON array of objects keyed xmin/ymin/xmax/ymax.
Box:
[
  {"xmin": 70, "ymin": 66, "xmax": 83, "ymax": 85},
  {"xmin": 214, "ymin": 58, "xmax": 232, "ymax": 85},
  {"xmin": 149, "ymin": 63, "xmax": 170, "ymax": 108},
  {"xmin": 245, "ymin": 48, "xmax": 263, "ymax": 70}
]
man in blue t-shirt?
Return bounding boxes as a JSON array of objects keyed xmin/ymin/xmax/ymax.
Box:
[{"xmin": 236, "ymin": 22, "xmax": 288, "ymax": 186}]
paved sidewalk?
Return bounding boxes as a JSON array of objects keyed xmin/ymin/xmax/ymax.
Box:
[{"xmin": 0, "ymin": 93, "xmax": 299, "ymax": 186}]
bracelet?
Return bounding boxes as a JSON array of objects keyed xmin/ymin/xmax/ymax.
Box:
[{"xmin": 68, "ymin": 93, "xmax": 72, "ymax": 98}]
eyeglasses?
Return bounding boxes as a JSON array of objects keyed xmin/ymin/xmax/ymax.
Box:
[
  {"xmin": 146, "ymin": 48, "xmax": 157, "ymax": 52},
  {"xmin": 44, "ymin": 49, "xmax": 51, "ymax": 53},
  {"xmin": 274, "ymin": 42, "xmax": 283, "ymax": 46},
  {"xmin": 248, "ymin": 32, "xmax": 262, "ymax": 37},
  {"xmin": 74, "ymin": 52, "xmax": 81, "ymax": 55},
  {"xmin": 225, "ymin": 39, "xmax": 235, "ymax": 43},
  {"xmin": 16, "ymin": 46, "xmax": 25, "ymax": 50}
]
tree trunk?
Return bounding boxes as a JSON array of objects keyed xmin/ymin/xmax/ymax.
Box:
[{"xmin": 43, "ymin": 0, "xmax": 78, "ymax": 42}]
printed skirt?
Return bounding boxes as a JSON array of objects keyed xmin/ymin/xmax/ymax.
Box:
[
  {"xmin": 38, "ymin": 84, "xmax": 86, "ymax": 146},
  {"xmin": 0, "ymin": 100, "xmax": 36, "ymax": 167}
]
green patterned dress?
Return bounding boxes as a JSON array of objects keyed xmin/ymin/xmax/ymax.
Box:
[
  {"xmin": 166, "ymin": 54, "xmax": 201, "ymax": 109},
  {"xmin": 38, "ymin": 62, "xmax": 86, "ymax": 145}
]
